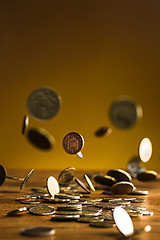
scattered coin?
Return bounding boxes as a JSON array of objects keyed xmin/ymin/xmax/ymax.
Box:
[
  {"xmin": 22, "ymin": 115, "xmax": 29, "ymax": 135},
  {"xmin": 128, "ymin": 211, "xmax": 143, "ymax": 218},
  {"xmin": 89, "ymin": 221, "xmax": 115, "ymax": 228},
  {"xmin": 107, "ymin": 169, "xmax": 132, "ymax": 182},
  {"xmin": 94, "ymin": 174, "xmax": 116, "ymax": 186},
  {"xmin": 0, "ymin": 165, "xmax": 24, "ymax": 186},
  {"xmin": 111, "ymin": 181, "xmax": 134, "ymax": 195},
  {"xmin": 51, "ymin": 215, "xmax": 80, "ymax": 221},
  {"xmin": 56, "ymin": 204, "xmax": 82, "ymax": 211},
  {"xmin": 27, "ymin": 87, "xmax": 61, "ymax": 121},
  {"xmin": 127, "ymin": 156, "xmax": 146, "ymax": 178},
  {"xmin": 128, "ymin": 190, "xmax": 149, "ymax": 195},
  {"xmin": 7, "ymin": 207, "xmax": 28, "ymax": 216},
  {"xmin": 94, "ymin": 127, "xmax": 112, "ymax": 137},
  {"xmin": 29, "ymin": 205, "xmax": 55, "ymax": 215},
  {"xmin": 26, "ymin": 127, "xmax": 54, "ymax": 150},
  {"xmin": 84, "ymin": 174, "xmax": 95, "ymax": 191},
  {"xmin": 43, "ymin": 197, "xmax": 70, "ymax": 204},
  {"xmin": 137, "ymin": 170, "xmax": 157, "ymax": 181},
  {"xmin": 21, "ymin": 200, "xmax": 41, "ymax": 204},
  {"xmin": 21, "ymin": 227, "xmax": 55, "ymax": 236},
  {"xmin": 75, "ymin": 178, "xmax": 90, "ymax": 193},
  {"xmin": 58, "ymin": 167, "xmax": 76, "ymax": 184},
  {"xmin": 139, "ymin": 137, "xmax": 152, "ymax": 162},
  {"xmin": 31, "ymin": 187, "xmax": 48, "ymax": 193},
  {"xmin": 62, "ymin": 132, "xmax": 84, "ymax": 154},
  {"xmin": 123, "ymin": 198, "xmax": 145, "ymax": 203},
  {"xmin": 78, "ymin": 216, "xmax": 101, "ymax": 223},
  {"xmin": 46, "ymin": 176, "xmax": 60, "ymax": 197},
  {"xmin": 109, "ymin": 97, "xmax": 143, "ymax": 129},
  {"xmin": 77, "ymin": 151, "xmax": 83, "ymax": 158},
  {"xmin": 55, "ymin": 193, "xmax": 80, "ymax": 200},
  {"xmin": 20, "ymin": 169, "xmax": 34, "ymax": 189}
]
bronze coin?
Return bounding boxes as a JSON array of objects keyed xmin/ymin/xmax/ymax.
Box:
[
  {"xmin": 62, "ymin": 132, "xmax": 84, "ymax": 154},
  {"xmin": 94, "ymin": 127, "xmax": 112, "ymax": 137},
  {"xmin": 107, "ymin": 169, "xmax": 132, "ymax": 182},
  {"xmin": 94, "ymin": 174, "xmax": 116, "ymax": 186},
  {"xmin": 0, "ymin": 165, "xmax": 6, "ymax": 186},
  {"xmin": 136, "ymin": 170, "xmax": 157, "ymax": 181},
  {"xmin": 111, "ymin": 181, "xmax": 134, "ymax": 195}
]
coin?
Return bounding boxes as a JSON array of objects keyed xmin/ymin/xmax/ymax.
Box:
[
  {"xmin": 26, "ymin": 127, "xmax": 54, "ymax": 150},
  {"xmin": 128, "ymin": 211, "xmax": 143, "ymax": 218},
  {"xmin": 111, "ymin": 181, "xmax": 134, "ymax": 195},
  {"xmin": 90, "ymin": 221, "xmax": 115, "ymax": 228},
  {"xmin": 29, "ymin": 205, "xmax": 55, "ymax": 215},
  {"xmin": 7, "ymin": 207, "xmax": 28, "ymax": 216},
  {"xmin": 109, "ymin": 97, "xmax": 143, "ymax": 129},
  {"xmin": 62, "ymin": 132, "xmax": 84, "ymax": 154},
  {"xmin": 137, "ymin": 170, "xmax": 157, "ymax": 181},
  {"xmin": 77, "ymin": 151, "xmax": 83, "ymax": 158},
  {"xmin": 51, "ymin": 215, "xmax": 80, "ymax": 221},
  {"xmin": 84, "ymin": 174, "xmax": 95, "ymax": 191},
  {"xmin": 127, "ymin": 156, "xmax": 146, "ymax": 178},
  {"xmin": 46, "ymin": 176, "xmax": 60, "ymax": 196},
  {"xmin": 22, "ymin": 115, "xmax": 29, "ymax": 135},
  {"xmin": 21, "ymin": 227, "xmax": 55, "ymax": 236},
  {"xmin": 75, "ymin": 178, "xmax": 90, "ymax": 193},
  {"xmin": 21, "ymin": 200, "xmax": 41, "ymax": 204},
  {"xmin": 139, "ymin": 137, "xmax": 152, "ymax": 162},
  {"xmin": 27, "ymin": 87, "xmax": 61, "ymax": 121},
  {"xmin": 43, "ymin": 197, "xmax": 70, "ymax": 204},
  {"xmin": 54, "ymin": 193, "xmax": 80, "ymax": 200},
  {"xmin": 128, "ymin": 190, "xmax": 149, "ymax": 195},
  {"xmin": 56, "ymin": 204, "xmax": 82, "ymax": 211},
  {"xmin": 20, "ymin": 169, "xmax": 34, "ymax": 189},
  {"xmin": 58, "ymin": 167, "xmax": 76, "ymax": 184},
  {"xmin": 78, "ymin": 216, "xmax": 101, "ymax": 223},
  {"xmin": 0, "ymin": 164, "xmax": 6, "ymax": 186},
  {"xmin": 94, "ymin": 174, "xmax": 116, "ymax": 186},
  {"xmin": 94, "ymin": 127, "xmax": 112, "ymax": 137},
  {"xmin": 123, "ymin": 198, "xmax": 145, "ymax": 203},
  {"xmin": 107, "ymin": 169, "xmax": 132, "ymax": 182}
]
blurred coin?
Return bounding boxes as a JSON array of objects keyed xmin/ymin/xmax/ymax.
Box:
[
  {"xmin": 55, "ymin": 211, "xmax": 80, "ymax": 215},
  {"xmin": 107, "ymin": 169, "xmax": 132, "ymax": 182},
  {"xmin": 22, "ymin": 115, "xmax": 29, "ymax": 135},
  {"xmin": 139, "ymin": 137, "xmax": 152, "ymax": 162},
  {"xmin": 62, "ymin": 132, "xmax": 84, "ymax": 154},
  {"xmin": 140, "ymin": 210, "xmax": 154, "ymax": 216},
  {"xmin": 20, "ymin": 169, "xmax": 34, "ymax": 189},
  {"xmin": 127, "ymin": 156, "xmax": 146, "ymax": 178},
  {"xmin": 109, "ymin": 199, "xmax": 130, "ymax": 205},
  {"xmin": 7, "ymin": 207, "xmax": 28, "ymax": 216},
  {"xmin": 137, "ymin": 170, "xmax": 157, "ymax": 181},
  {"xmin": 58, "ymin": 167, "xmax": 76, "ymax": 184},
  {"xmin": 29, "ymin": 205, "xmax": 55, "ymax": 216},
  {"xmin": 56, "ymin": 204, "xmax": 82, "ymax": 211},
  {"xmin": 94, "ymin": 174, "xmax": 116, "ymax": 186},
  {"xmin": 100, "ymin": 213, "xmax": 114, "ymax": 221},
  {"xmin": 55, "ymin": 193, "xmax": 80, "ymax": 200},
  {"xmin": 26, "ymin": 127, "xmax": 54, "ymax": 150},
  {"xmin": 77, "ymin": 151, "xmax": 83, "ymax": 158},
  {"xmin": 125, "ymin": 205, "xmax": 146, "ymax": 211},
  {"xmin": 90, "ymin": 221, "xmax": 115, "ymax": 228},
  {"xmin": 109, "ymin": 97, "xmax": 143, "ymax": 129},
  {"xmin": 46, "ymin": 176, "xmax": 60, "ymax": 197},
  {"xmin": 128, "ymin": 190, "xmax": 149, "ymax": 195},
  {"xmin": 31, "ymin": 187, "xmax": 48, "ymax": 193},
  {"xmin": 128, "ymin": 211, "xmax": 142, "ymax": 218},
  {"xmin": 21, "ymin": 200, "xmax": 41, "ymax": 204},
  {"xmin": 69, "ymin": 200, "xmax": 80, "ymax": 204},
  {"xmin": 21, "ymin": 227, "xmax": 55, "ymax": 236},
  {"xmin": 78, "ymin": 216, "xmax": 101, "ymax": 223},
  {"xmin": 84, "ymin": 174, "xmax": 95, "ymax": 191},
  {"xmin": 51, "ymin": 215, "xmax": 79, "ymax": 221},
  {"xmin": 27, "ymin": 87, "xmax": 61, "ymax": 121},
  {"xmin": 94, "ymin": 127, "xmax": 112, "ymax": 137},
  {"xmin": 123, "ymin": 198, "xmax": 145, "ymax": 203},
  {"xmin": 75, "ymin": 178, "xmax": 90, "ymax": 193},
  {"xmin": 0, "ymin": 164, "xmax": 6, "ymax": 186},
  {"xmin": 111, "ymin": 181, "xmax": 134, "ymax": 195},
  {"xmin": 43, "ymin": 197, "xmax": 70, "ymax": 204}
]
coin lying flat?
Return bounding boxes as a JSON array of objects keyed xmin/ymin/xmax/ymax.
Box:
[
  {"xmin": 90, "ymin": 222, "xmax": 115, "ymax": 228},
  {"xmin": 56, "ymin": 204, "xmax": 82, "ymax": 211},
  {"xmin": 51, "ymin": 215, "xmax": 80, "ymax": 221},
  {"xmin": 94, "ymin": 127, "xmax": 112, "ymax": 137},
  {"xmin": 29, "ymin": 205, "xmax": 55, "ymax": 215},
  {"xmin": 137, "ymin": 170, "xmax": 157, "ymax": 181},
  {"xmin": 7, "ymin": 207, "xmax": 28, "ymax": 216},
  {"xmin": 46, "ymin": 176, "xmax": 60, "ymax": 196},
  {"xmin": 22, "ymin": 115, "xmax": 29, "ymax": 135},
  {"xmin": 75, "ymin": 178, "xmax": 90, "ymax": 193},
  {"xmin": 94, "ymin": 174, "xmax": 116, "ymax": 186},
  {"xmin": 62, "ymin": 132, "xmax": 84, "ymax": 154},
  {"xmin": 58, "ymin": 167, "xmax": 76, "ymax": 184},
  {"xmin": 84, "ymin": 174, "xmax": 95, "ymax": 191},
  {"xmin": 128, "ymin": 190, "xmax": 149, "ymax": 195},
  {"xmin": 21, "ymin": 227, "xmax": 55, "ymax": 236},
  {"xmin": 26, "ymin": 127, "xmax": 54, "ymax": 150},
  {"xmin": 111, "ymin": 181, "xmax": 134, "ymax": 195},
  {"xmin": 107, "ymin": 169, "xmax": 132, "ymax": 182},
  {"xmin": 78, "ymin": 216, "xmax": 101, "ymax": 223},
  {"xmin": 54, "ymin": 193, "xmax": 80, "ymax": 200},
  {"xmin": 109, "ymin": 97, "xmax": 143, "ymax": 129},
  {"xmin": 27, "ymin": 87, "xmax": 61, "ymax": 121},
  {"xmin": 20, "ymin": 169, "xmax": 34, "ymax": 189},
  {"xmin": 139, "ymin": 138, "xmax": 152, "ymax": 162}
]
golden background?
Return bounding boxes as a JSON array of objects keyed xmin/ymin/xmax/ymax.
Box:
[{"xmin": 0, "ymin": 1, "xmax": 160, "ymax": 171}]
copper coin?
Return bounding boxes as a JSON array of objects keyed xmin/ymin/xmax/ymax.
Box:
[
  {"xmin": 62, "ymin": 132, "xmax": 84, "ymax": 154},
  {"xmin": 94, "ymin": 174, "xmax": 116, "ymax": 186},
  {"xmin": 0, "ymin": 165, "xmax": 6, "ymax": 186},
  {"xmin": 94, "ymin": 127, "xmax": 112, "ymax": 137},
  {"xmin": 137, "ymin": 170, "xmax": 157, "ymax": 181},
  {"xmin": 111, "ymin": 181, "xmax": 134, "ymax": 195},
  {"xmin": 107, "ymin": 169, "xmax": 132, "ymax": 182}
]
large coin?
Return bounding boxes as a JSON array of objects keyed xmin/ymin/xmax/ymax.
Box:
[
  {"xmin": 109, "ymin": 97, "xmax": 143, "ymax": 129},
  {"xmin": 46, "ymin": 176, "xmax": 60, "ymax": 196},
  {"xmin": 27, "ymin": 87, "xmax": 61, "ymax": 121},
  {"xmin": 58, "ymin": 167, "xmax": 76, "ymax": 184},
  {"xmin": 111, "ymin": 181, "xmax": 134, "ymax": 195},
  {"xmin": 107, "ymin": 169, "xmax": 132, "ymax": 182},
  {"xmin": 62, "ymin": 132, "xmax": 84, "ymax": 154},
  {"xmin": 21, "ymin": 227, "xmax": 55, "ymax": 236},
  {"xmin": 29, "ymin": 205, "xmax": 55, "ymax": 215}
]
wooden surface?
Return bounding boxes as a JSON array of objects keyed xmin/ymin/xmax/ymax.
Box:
[{"xmin": 0, "ymin": 169, "xmax": 160, "ymax": 240}]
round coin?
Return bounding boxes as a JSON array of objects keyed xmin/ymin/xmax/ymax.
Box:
[
  {"xmin": 127, "ymin": 190, "xmax": 149, "ymax": 195},
  {"xmin": 7, "ymin": 207, "xmax": 28, "ymax": 216},
  {"xmin": 46, "ymin": 176, "xmax": 60, "ymax": 197},
  {"xmin": 56, "ymin": 204, "xmax": 82, "ymax": 211},
  {"xmin": 58, "ymin": 167, "xmax": 76, "ymax": 184},
  {"xmin": 109, "ymin": 97, "xmax": 143, "ymax": 129},
  {"xmin": 111, "ymin": 181, "xmax": 134, "ymax": 195},
  {"xmin": 94, "ymin": 126, "xmax": 112, "ymax": 137},
  {"xmin": 139, "ymin": 138, "xmax": 152, "ymax": 162},
  {"xmin": 137, "ymin": 170, "xmax": 157, "ymax": 181},
  {"xmin": 20, "ymin": 169, "xmax": 34, "ymax": 189},
  {"xmin": 29, "ymin": 205, "xmax": 55, "ymax": 215},
  {"xmin": 75, "ymin": 178, "xmax": 90, "ymax": 193},
  {"xmin": 21, "ymin": 227, "xmax": 55, "ymax": 236},
  {"xmin": 27, "ymin": 87, "xmax": 61, "ymax": 121},
  {"xmin": 107, "ymin": 169, "xmax": 132, "ymax": 182},
  {"xmin": 127, "ymin": 156, "xmax": 146, "ymax": 178},
  {"xmin": 62, "ymin": 132, "xmax": 84, "ymax": 154},
  {"xmin": 94, "ymin": 174, "xmax": 116, "ymax": 186}
]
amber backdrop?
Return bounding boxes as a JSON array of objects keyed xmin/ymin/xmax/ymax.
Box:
[{"xmin": 0, "ymin": 1, "xmax": 160, "ymax": 171}]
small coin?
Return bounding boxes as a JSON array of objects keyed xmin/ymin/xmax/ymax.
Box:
[
  {"xmin": 27, "ymin": 87, "xmax": 61, "ymax": 121},
  {"xmin": 54, "ymin": 193, "xmax": 80, "ymax": 200},
  {"xmin": 125, "ymin": 205, "xmax": 146, "ymax": 211},
  {"xmin": 75, "ymin": 178, "xmax": 90, "ymax": 193},
  {"xmin": 107, "ymin": 169, "xmax": 132, "ymax": 182},
  {"xmin": 111, "ymin": 181, "xmax": 134, "ymax": 195},
  {"xmin": 21, "ymin": 200, "xmax": 41, "ymax": 204},
  {"xmin": 139, "ymin": 137, "xmax": 152, "ymax": 162},
  {"xmin": 0, "ymin": 165, "xmax": 6, "ymax": 186},
  {"xmin": 22, "ymin": 115, "xmax": 29, "ymax": 135},
  {"xmin": 55, "ymin": 211, "xmax": 80, "ymax": 215},
  {"xmin": 109, "ymin": 97, "xmax": 143, "ymax": 129},
  {"xmin": 20, "ymin": 169, "xmax": 34, "ymax": 189},
  {"xmin": 94, "ymin": 126, "xmax": 112, "ymax": 137},
  {"xmin": 62, "ymin": 132, "xmax": 84, "ymax": 154},
  {"xmin": 128, "ymin": 190, "xmax": 149, "ymax": 195},
  {"xmin": 29, "ymin": 205, "xmax": 55, "ymax": 216},
  {"xmin": 69, "ymin": 200, "xmax": 80, "ymax": 204},
  {"xmin": 100, "ymin": 213, "xmax": 114, "ymax": 221},
  {"xmin": 51, "ymin": 215, "xmax": 79, "ymax": 221},
  {"xmin": 26, "ymin": 127, "xmax": 55, "ymax": 150},
  {"xmin": 21, "ymin": 227, "xmax": 55, "ymax": 236},
  {"xmin": 77, "ymin": 151, "xmax": 83, "ymax": 158},
  {"xmin": 78, "ymin": 211, "xmax": 101, "ymax": 217},
  {"xmin": 46, "ymin": 176, "xmax": 60, "ymax": 197},
  {"xmin": 56, "ymin": 204, "xmax": 82, "ymax": 211},
  {"xmin": 94, "ymin": 174, "xmax": 116, "ymax": 186},
  {"xmin": 89, "ymin": 221, "xmax": 115, "ymax": 228},
  {"xmin": 43, "ymin": 197, "xmax": 70, "ymax": 204},
  {"xmin": 109, "ymin": 199, "xmax": 131, "ymax": 205},
  {"xmin": 128, "ymin": 211, "xmax": 143, "ymax": 218},
  {"xmin": 7, "ymin": 207, "xmax": 28, "ymax": 216},
  {"xmin": 84, "ymin": 174, "xmax": 95, "ymax": 191},
  {"xmin": 137, "ymin": 170, "xmax": 157, "ymax": 181},
  {"xmin": 58, "ymin": 167, "xmax": 76, "ymax": 184},
  {"xmin": 140, "ymin": 210, "xmax": 154, "ymax": 216}
]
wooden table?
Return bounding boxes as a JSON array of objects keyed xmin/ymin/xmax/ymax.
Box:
[{"xmin": 0, "ymin": 169, "xmax": 160, "ymax": 240}]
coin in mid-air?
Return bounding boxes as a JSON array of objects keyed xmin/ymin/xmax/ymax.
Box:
[
  {"xmin": 26, "ymin": 127, "xmax": 54, "ymax": 150},
  {"xmin": 139, "ymin": 138, "xmax": 152, "ymax": 162},
  {"xmin": 20, "ymin": 169, "xmax": 34, "ymax": 189},
  {"xmin": 84, "ymin": 174, "xmax": 95, "ymax": 191},
  {"xmin": 27, "ymin": 87, "xmax": 61, "ymax": 121},
  {"xmin": 94, "ymin": 127, "xmax": 112, "ymax": 137},
  {"xmin": 22, "ymin": 115, "xmax": 29, "ymax": 135},
  {"xmin": 107, "ymin": 169, "xmax": 132, "ymax": 182},
  {"xmin": 62, "ymin": 132, "xmax": 84, "ymax": 154},
  {"xmin": 75, "ymin": 178, "xmax": 90, "ymax": 193},
  {"xmin": 136, "ymin": 170, "xmax": 157, "ymax": 181},
  {"xmin": 109, "ymin": 97, "xmax": 143, "ymax": 129},
  {"xmin": 21, "ymin": 227, "xmax": 55, "ymax": 236},
  {"xmin": 58, "ymin": 167, "xmax": 76, "ymax": 184},
  {"xmin": 46, "ymin": 176, "xmax": 60, "ymax": 196}
]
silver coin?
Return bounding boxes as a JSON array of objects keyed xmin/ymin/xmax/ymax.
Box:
[
  {"xmin": 75, "ymin": 178, "xmax": 90, "ymax": 193},
  {"xmin": 29, "ymin": 205, "xmax": 55, "ymax": 215},
  {"xmin": 7, "ymin": 207, "xmax": 28, "ymax": 216},
  {"xmin": 109, "ymin": 97, "xmax": 143, "ymax": 129},
  {"xmin": 78, "ymin": 216, "xmax": 101, "ymax": 223},
  {"xmin": 27, "ymin": 87, "xmax": 61, "ymax": 121},
  {"xmin": 56, "ymin": 204, "xmax": 82, "ymax": 211},
  {"xmin": 43, "ymin": 197, "xmax": 70, "ymax": 204},
  {"xmin": 51, "ymin": 215, "xmax": 80, "ymax": 221},
  {"xmin": 21, "ymin": 200, "xmax": 41, "ymax": 204},
  {"xmin": 22, "ymin": 115, "xmax": 29, "ymax": 135},
  {"xmin": 54, "ymin": 193, "xmax": 80, "ymax": 200},
  {"xmin": 21, "ymin": 227, "xmax": 55, "ymax": 236},
  {"xmin": 123, "ymin": 198, "xmax": 145, "ymax": 203},
  {"xmin": 84, "ymin": 174, "xmax": 95, "ymax": 191},
  {"xmin": 127, "ymin": 156, "xmax": 146, "ymax": 178},
  {"xmin": 58, "ymin": 167, "xmax": 76, "ymax": 184},
  {"xmin": 20, "ymin": 169, "xmax": 34, "ymax": 189}
]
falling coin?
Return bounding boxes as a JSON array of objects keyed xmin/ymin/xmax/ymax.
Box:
[
  {"xmin": 137, "ymin": 170, "xmax": 157, "ymax": 181},
  {"xmin": 58, "ymin": 167, "xmax": 76, "ymax": 184},
  {"xmin": 62, "ymin": 132, "xmax": 84, "ymax": 154},
  {"xmin": 22, "ymin": 115, "xmax": 29, "ymax": 135},
  {"xmin": 46, "ymin": 176, "xmax": 60, "ymax": 196},
  {"xmin": 0, "ymin": 165, "xmax": 24, "ymax": 186},
  {"xmin": 127, "ymin": 155, "xmax": 146, "ymax": 178},
  {"xmin": 20, "ymin": 169, "xmax": 34, "ymax": 189},
  {"xmin": 27, "ymin": 87, "xmax": 61, "ymax": 121},
  {"xmin": 26, "ymin": 127, "xmax": 54, "ymax": 150},
  {"xmin": 75, "ymin": 178, "xmax": 90, "ymax": 193},
  {"xmin": 94, "ymin": 127, "xmax": 112, "ymax": 137},
  {"xmin": 29, "ymin": 205, "xmax": 55, "ymax": 215},
  {"xmin": 94, "ymin": 174, "xmax": 116, "ymax": 186},
  {"xmin": 21, "ymin": 227, "xmax": 55, "ymax": 236},
  {"xmin": 77, "ymin": 151, "xmax": 83, "ymax": 158},
  {"xmin": 139, "ymin": 137, "xmax": 152, "ymax": 162},
  {"xmin": 107, "ymin": 169, "xmax": 132, "ymax": 182},
  {"xmin": 84, "ymin": 174, "xmax": 95, "ymax": 191},
  {"xmin": 111, "ymin": 181, "xmax": 134, "ymax": 195}
]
